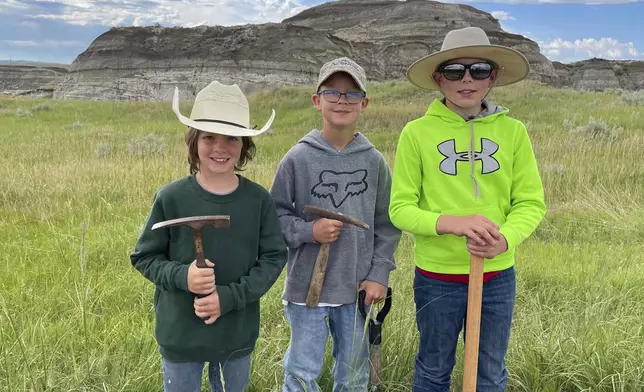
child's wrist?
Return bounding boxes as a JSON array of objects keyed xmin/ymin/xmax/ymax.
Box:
[{"xmin": 436, "ymin": 215, "xmax": 454, "ymax": 235}]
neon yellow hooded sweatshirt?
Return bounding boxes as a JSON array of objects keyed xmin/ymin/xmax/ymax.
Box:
[{"xmin": 389, "ymin": 98, "xmax": 546, "ymax": 274}]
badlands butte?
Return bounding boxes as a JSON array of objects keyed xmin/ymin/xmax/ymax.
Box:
[{"xmin": 2, "ymin": 0, "xmax": 643, "ymax": 100}]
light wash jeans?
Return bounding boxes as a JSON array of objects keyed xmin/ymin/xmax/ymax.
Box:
[
  {"xmin": 282, "ymin": 302, "xmax": 370, "ymax": 392},
  {"xmin": 412, "ymin": 267, "xmax": 516, "ymax": 392},
  {"xmin": 161, "ymin": 354, "xmax": 251, "ymax": 392}
]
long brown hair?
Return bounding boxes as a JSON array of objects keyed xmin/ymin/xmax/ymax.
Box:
[{"xmin": 185, "ymin": 127, "xmax": 256, "ymax": 174}]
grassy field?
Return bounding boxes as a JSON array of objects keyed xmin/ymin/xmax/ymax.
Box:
[{"xmin": 1, "ymin": 80, "xmax": 644, "ymax": 391}]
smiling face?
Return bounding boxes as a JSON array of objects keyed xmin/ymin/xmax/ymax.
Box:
[
  {"xmin": 312, "ymin": 72, "xmax": 369, "ymax": 130},
  {"xmin": 433, "ymin": 57, "xmax": 497, "ymax": 112},
  {"xmin": 197, "ymin": 132, "xmax": 242, "ymax": 176},
  {"xmin": 185, "ymin": 128, "xmax": 255, "ymax": 176}
]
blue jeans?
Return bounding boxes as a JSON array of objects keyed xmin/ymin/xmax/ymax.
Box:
[
  {"xmin": 161, "ymin": 354, "xmax": 251, "ymax": 392},
  {"xmin": 412, "ymin": 267, "xmax": 516, "ymax": 392},
  {"xmin": 282, "ymin": 302, "xmax": 370, "ymax": 392}
]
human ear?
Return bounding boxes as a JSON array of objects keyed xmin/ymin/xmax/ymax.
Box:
[
  {"xmin": 312, "ymin": 93, "xmax": 322, "ymax": 112},
  {"xmin": 490, "ymin": 69, "xmax": 498, "ymax": 81},
  {"xmin": 361, "ymin": 96, "xmax": 370, "ymax": 111},
  {"xmin": 432, "ymin": 72, "xmax": 442, "ymax": 88}
]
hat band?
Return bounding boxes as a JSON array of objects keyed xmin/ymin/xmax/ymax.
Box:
[{"xmin": 193, "ymin": 119, "xmax": 246, "ymax": 129}]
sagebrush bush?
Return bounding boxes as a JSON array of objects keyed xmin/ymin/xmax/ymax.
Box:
[
  {"xmin": 15, "ymin": 108, "xmax": 33, "ymax": 117},
  {"xmin": 127, "ymin": 134, "xmax": 166, "ymax": 156},
  {"xmin": 65, "ymin": 121, "xmax": 83, "ymax": 129},
  {"xmin": 570, "ymin": 117, "xmax": 620, "ymax": 141},
  {"xmin": 95, "ymin": 142, "xmax": 113, "ymax": 158},
  {"xmin": 623, "ymin": 90, "xmax": 644, "ymax": 106},
  {"xmin": 32, "ymin": 103, "xmax": 51, "ymax": 112}
]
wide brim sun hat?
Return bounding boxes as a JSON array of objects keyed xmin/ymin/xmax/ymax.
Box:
[{"xmin": 407, "ymin": 26, "xmax": 530, "ymax": 90}]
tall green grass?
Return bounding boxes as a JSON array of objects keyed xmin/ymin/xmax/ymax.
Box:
[{"xmin": 1, "ymin": 80, "xmax": 643, "ymax": 391}]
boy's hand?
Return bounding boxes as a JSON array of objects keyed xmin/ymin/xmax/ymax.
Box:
[
  {"xmin": 467, "ymin": 235, "xmax": 508, "ymax": 259},
  {"xmin": 313, "ymin": 218, "xmax": 344, "ymax": 244},
  {"xmin": 187, "ymin": 259, "xmax": 215, "ymax": 295},
  {"xmin": 359, "ymin": 280, "xmax": 387, "ymax": 305},
  {"xmin": 436, "ymin": 215, "xmax": 501, "ymax": 246},
  {"xmin": 194, "ymin": 290, "xmax": 221, "ymax": 325}
]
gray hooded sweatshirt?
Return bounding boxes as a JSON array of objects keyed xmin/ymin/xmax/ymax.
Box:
[{"xmin": 270, "ymin": 129, "xmax": 401, "ymax": 305}]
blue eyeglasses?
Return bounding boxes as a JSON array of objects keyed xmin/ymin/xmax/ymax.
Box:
[{"xmin": 317, "ymin": 90, "xmax": 366, "ymax": 104}]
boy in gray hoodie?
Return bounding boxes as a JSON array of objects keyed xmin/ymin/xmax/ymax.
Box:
[{"xmin": 270, "ymin": 57, "xmax": 401, "ymax": 391}]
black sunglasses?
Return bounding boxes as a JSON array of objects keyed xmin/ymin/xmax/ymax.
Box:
[{"xmin": 438, "ymin": 62, "xmax": 495, "ymax": 81}]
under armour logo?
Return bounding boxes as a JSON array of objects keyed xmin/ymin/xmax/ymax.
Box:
[{"xmin": 437, "ymin": 138, "xmax": 500, "ymax": 176}]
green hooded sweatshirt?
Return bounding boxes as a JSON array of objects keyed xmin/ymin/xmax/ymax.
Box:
[
  {"xmin": 389, "ymin": 98, "xmax": 546, "ymax": 274},
  {"xmin": 130, "ymin": 175, "xmax": 288, "ymax": 362}
]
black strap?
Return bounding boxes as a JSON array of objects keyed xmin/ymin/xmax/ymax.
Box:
[
  {"xmin": 376, "ymin": 287, "xmax": 392, "ymax": 323},
  {"xmin": 193, "ymin": 119, "xmax": 246, "ymax": 129},
  {"xmin": 358, "ymin": 287, "xmax": 393, "ymax": 345}
]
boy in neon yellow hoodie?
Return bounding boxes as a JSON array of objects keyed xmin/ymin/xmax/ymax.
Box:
[{"xmin": 389, "ymin": 27, "xmax": 546, "ymax": 391}]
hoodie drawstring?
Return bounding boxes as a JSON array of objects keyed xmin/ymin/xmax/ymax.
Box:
[
  {"xmin": 468, "ymin": 117, "xmax": 480, "ymax": 199},
  {"xmin": 468, "ymin": 67, "xmax": 503, "ymax": 200}
]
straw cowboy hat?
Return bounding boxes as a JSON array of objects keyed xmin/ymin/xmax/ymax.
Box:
[
  {"xmin": 407, "ymin": 26, "xmax": 530, "ymax": 90},
  {"xmin": 172, "ymin": 81, "xmax": 275, "ymax": 137}
]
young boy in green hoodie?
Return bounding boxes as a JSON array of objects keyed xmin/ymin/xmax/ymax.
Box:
[
  {"xmin": 389, "ymin": 27, "xmax": 546, "ymax": 391},
  {"xmin": 130, "ymin": 81, "xmax": 287, "ymax": 392}
]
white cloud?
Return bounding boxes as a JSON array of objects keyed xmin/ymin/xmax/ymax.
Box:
[
  {"xmin": 1, "ymin": 39, "xmax": 87, "ymax": 48},
  {"xmin": 4, "ymin": 40, "xmax": 38, "ymax": 47},
  {"xmin": 8, "ymin": 0, "xmax": 637, "ymax": 29},
  {"xmin": 455, "ymin": 0, "xmax": 636, "ymax": 3},
  {"xmin": 495, "ymin": 0, "xmax": 630, "ymax": 3},
  {"xmin": 18, "ymin": 20, "xmax": 40, "ymax": 28},
  {"xmin": 0, "ymin": 0, "xmax": 29, "ymax": 10},
  {"xmin": 490, "ymin": 10, "xmax": 515, "ymax": 20},
  {"xmin": 539, "ymin": 37, "xmax": 641, "ymax": 62},
  {"xmin": 24, "ymin": 0, "xmax": 319, "ymax": 28},
  {"xmin": 534, "ymin": 0, "xmax": 634, "ymax": 3}
]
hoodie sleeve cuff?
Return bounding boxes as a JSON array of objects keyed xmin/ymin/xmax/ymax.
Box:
[
  {"xmin": 499, "ymin": 227, "xmax": 518, "ymax": 251},
  {"xmin": 174, "ymin": 264, "xmax": 190, "ymax": 292},
  {"xmin": 425, "ymin": 212, "xmax": 440, "ymax": 236},
  {"xmin": 216, "ymin": 285, "xmax": 236, "ymax": 316},
  {"xmin": 365, "ymin": 259, "xmax": 394, "ymax": 288},
  {"xmin": 296, "ymin": 221, "xmax": 316, "ymax": 244}
]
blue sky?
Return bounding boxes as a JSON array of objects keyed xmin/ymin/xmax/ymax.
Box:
[{"xmin": 0, "ymin": 0, "xmax": 642, "ymax": 65}]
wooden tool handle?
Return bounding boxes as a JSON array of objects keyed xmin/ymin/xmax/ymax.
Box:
[
  {"xmin": 192, "ymin": 228, "xmax": 207, "ymax": 269},
  {"xmin": 370, "ymin": 344, "xmax": 381, "ymax": 388},
  {"xmin": 192, "ymin": 228, "xmax": 216, "ymax": 320},
  {"xmin": 463, "ymin": 255, "xmax": 484, "ymax": 392},
  {"xmin": 305, "ymin": 242, "xmax": 330, "ymax": 307}
]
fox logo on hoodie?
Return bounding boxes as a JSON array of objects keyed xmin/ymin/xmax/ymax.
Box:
[{"xmin": 311, "ymin": 169, "xmax": 369, "ymax": 208}]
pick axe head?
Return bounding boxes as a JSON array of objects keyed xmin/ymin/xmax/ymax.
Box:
[
  {"xmin": 151, "ymin": 215, "xmax": 230, "ymax": 320},
  {"xmin": 151, "ymin": 215, "xmax": 230, "ymax": 269},
  {"xmin": 301, "ymin": 205, "xmax": 369, "ymax": 307},
  {"xmin": 151, "ymin": 215, "xmax": 230, "ymax": 231},
  {"xmin": 302, "ymin": 205, "xmax": 369, "ymax": 230}
]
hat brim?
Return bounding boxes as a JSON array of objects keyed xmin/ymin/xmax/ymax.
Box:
[
  {"xmin": 172, "ymin": 87, "xmax": 275, "ymax": 137},
  {"xmin": 317, "ymin": 69, "xmax": 367, "ymax": 93},
  {"xmin": 406, "ymin": 45, "xmax": 530, "ymax": 90}
]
